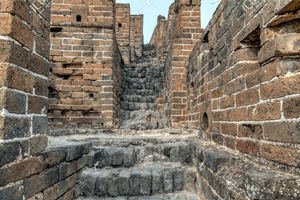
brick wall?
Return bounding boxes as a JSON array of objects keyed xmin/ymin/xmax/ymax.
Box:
[
  {"xmin": 49, "ymin": 0, "xmax": 123, "ymax": 135},
  {"xmin": 115, "ymin": 4, "xmax": 131, "ymax": 65},
  {"xmin": 161, "ymin": 0, "xmax": 202, "ymax": 128},
  {"xmin": 130, "ymin": 15, "xmax": 143, "ymax": 62},
  {"xmin": 186, "ymin": 0, "xmax": 300, "ymax": 168},
  {"xmin": 149, "ymin": 15, "xmax": 168, "ymax": 64},
  {"xmin": 0, "ymin": 0, "xmax": 50, "ymax": 166}
]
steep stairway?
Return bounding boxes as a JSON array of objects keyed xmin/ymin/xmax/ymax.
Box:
[
  {"xmin": 119, "ymin": 45, "xmax": 167, "ymax": 130},
  {"xmin": 74, "ymin": 136, "xmax": 202, "ymax": 200}
]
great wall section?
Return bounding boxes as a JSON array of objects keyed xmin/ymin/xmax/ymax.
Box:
[{"xmin": 0, "ymin": 0, "xmax": 299, "ymax": 199}]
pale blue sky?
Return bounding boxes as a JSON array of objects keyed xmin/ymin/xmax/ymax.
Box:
[{"xmin": 116, "ymin": 0, "xmax": 219, "ymax": 43}]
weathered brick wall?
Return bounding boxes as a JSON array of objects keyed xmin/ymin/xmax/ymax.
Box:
[
  {"xmin": 0, "ymin": 0, "xmax": 50, "ymax": 166},
  {"xmin": 161, "ymin": 0, "xmax": 202, "ymax": 128},
  {"xmin": 149, "ymin": 15, "xmax": 168, "ymax": 64},
  {"xmin": 186, "ymin": 0, "xmax": 300, "ymax": 168},
  {"xmin": 115, "ymin": 3, "xmax": 131, "ymax": 65},
  {"xmin": 130, "ymin": 14, "xmax": 143, "ymax": 62},
  {"xmin": 0, "ymin": 140, "xmax": 91, "ymax": 200},
  {"xmin": 0, "ymin": 1, "xmax": 89, "ymax": 199},
  {"xmin": 49, "ymin": 0, "xmax": 123, "ymax": 135}
]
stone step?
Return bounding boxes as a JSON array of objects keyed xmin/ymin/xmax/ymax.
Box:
[
  {"xmin": 123, "ymin": 80, "xmax": 164, "ymax": 86},
  {"xmin": 77, "ymin": 163, "xmax": 197, "ymax": 198},
  {"xmin": 120, "ymin": 103, "xmax": 156, "ymax": 111},
  {"xmin": 122, "ymin": 96, "xmax": 157, "ymax": 103},
  {"xmin": 75, "ymin": 192, "xmax": 201, "ymax": 200},
  {"xmin": 121, "ymin": 90, "xmax": 159, "ymax": 97},
  {"xmin": 124, "ymin": 68, "xmax": 164, "ymax": 73},
  {"xmin": 91, "ymin": 143, "xmax": 193, "ymax": 168}
]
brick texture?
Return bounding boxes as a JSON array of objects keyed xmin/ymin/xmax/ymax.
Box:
[{"xmin": 0, "ymin": 0, "xmax": 50, "ymax": 166}]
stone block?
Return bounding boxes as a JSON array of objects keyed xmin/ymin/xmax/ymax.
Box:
[
  {"xmin": 41, "ymin": 149, "xmax": 66, "ymax": 168},
  {"xmin": 123, "ymin": 147, "xmax": 135, "ymax": 167},
  {"xmin": 28, "ymin": 95, "xmax": 48, "ymax": 114},
  {"xmin": 258, "ymin": 33, "xmax": 300, "ymax": 63},
  {"xmin": 95, "ymin": 171, "xmax": 109, "ymax": 196},
  {"xmin": 152, "ymin": 168, "xmax": 163, "ymax": 194},
  {"xmin": 244, "ymin": 170, "xmax": 300, "ymax": 199},
  {"xmin": 237, "ymin": 140, "xmax": 260, "ymax": 156},
  {"xmin": 1, "ymin": 89, "xmax": 26, "ymax": 114},
  {"xmin": 0, "ymin": 182, "xmax": 23, "ymax": 200},
  {"xmin": 0, "ymin": 116, "xmax": 30, "ymax": 139},
  {"xmin": 202, "ymin": 148, "xmax": 236, "ymax": 172},
  {"xmin": 32, "ymin": 116, "xmax": 48, "ymax": 135},
  {"xmin": 29, "ymin": 135, "xmax": 48, "ymax": 155},
  {"xmin": 238, "ymin": 124, "xmax": 263, "ymax": 139},
  {"xmin": 129, "ymin": 169, "xmax": 140, "ymax": 195},
  {"xmin": 283, "ymin": 97, "xmax": 300, "ymax": 119},
  {"xmin": 43, "ymin": 173, "xmax": 78, "ymax": 200},
  {"xmin": 118, "ymin": 170, "xmax": 130, "ymax": 196},
  {"xmin": 140, "ymin": 168, "xmax": 151, "ymax": 195},
  {"xmin": 262, "ymin": 144, "xmax": 299, "ymax": 167},
  {"xmin": 260, "ymin": 74, "xmax": 300, "ymax": 100},
  {"xmin": 108, "ymin": 171, "xmax": 119, "ymax": 197},
  {"xmin": 0, "ymin": 13, "xmax": 34, "ymax": 50},
  {"xmin": 0, "ymin": 156, "xmax": 45, "ymax": 187},
  {"xmin": 264, "ymin": 122, "xmax": 300, "ymax": 144},
  {"xmin": 162, "ymin": 167, "xmax": 173, "ymax": 193},
  {"xmin": 23, "ymin": 167, "xmax": 59, "ymax": 198},
  {"xmin": 248, "ymin": 101, "xmax": 281, "ymax": 121},
  {"xmin": 6, "ymin": 65, "xmax": 35, "ymax": 93}
]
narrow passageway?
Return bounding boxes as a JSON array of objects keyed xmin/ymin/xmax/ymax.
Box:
[{"xmin": 119, "ymin": 45, "xmax": 167, "ymax": 130}]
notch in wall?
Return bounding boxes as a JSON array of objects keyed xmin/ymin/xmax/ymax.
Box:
[
  {"xmin": 241, "ymin": 26, "xmax": 261, "ymax": 47},
  {"xmin": 63, "ymin": 63, "xmax": 83, "ymax": 68},
  {"xmin": 50, "ymin": 27, "xmax": 63, "ymax": 33},
  {"xmin": 76, "ymin": 15, "xmax": 82, "ymax": 22},
  {"xmin": 202, "ymin": 112, "xmax": 209, "ymax": 132}
]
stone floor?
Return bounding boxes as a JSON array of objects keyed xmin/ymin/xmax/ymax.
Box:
[{"xmin": 47, "ymin": 129, "xmax": 300, "ymax": 200}]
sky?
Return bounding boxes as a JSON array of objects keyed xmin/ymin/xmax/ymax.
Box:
[{"xmin": 116, "ymin": 0, "xmax": 219, "ymax": 43}]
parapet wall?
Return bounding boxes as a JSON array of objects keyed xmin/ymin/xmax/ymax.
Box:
[
  {"xmin": 115, "ymin": 4, "xmax": 131, "ymax": 65},
  {"xmin": 49, "ymin": 0, "xmax": 123, "ymax": 135},
  {"xmin": 130, "ymin": 14, "xmax": 144, "ymax": 62},
  {"xmin": 185, "ymin": 0, "xmax": 300, "ymax": 168},
  {"xmin": 152, "ymin": 0, "xmax": 203, "ymax": 128}
]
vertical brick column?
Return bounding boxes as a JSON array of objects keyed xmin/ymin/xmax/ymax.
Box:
[
  {"xmin": 168, "ymin": 0, "xmax": 202, "ymax": 128},
  {"xmin": 0, "ymin": 0, "xmax": 50, "ymax": 166},
  {"xmin": 115, "ymin": 4, "xmax": 131, "ymax": 65},
  {"xmin": 149, "ymin": 15, "xmax": 168, "ymax": 64},
  {"xmin": 130, "ymin": 15, "xmax": 143, "ymax": 62}
]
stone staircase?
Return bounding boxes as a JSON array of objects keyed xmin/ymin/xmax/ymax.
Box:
[
  {"xmin": 119, "ymin": 45, "xmax": 167, "ymax": 130},
  {"xmin": 74, "ymin": 136, "xmax": 202, "ymax": 200}
]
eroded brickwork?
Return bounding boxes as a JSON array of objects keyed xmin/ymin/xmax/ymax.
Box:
[
  {"xmin": 0, "ymin": 0, "xmax": 50, "ymax": 165},
  {"xmin": 149, "ymin": 15, "xmax": 167, "ymax": 64},
  {"xmin": 152, "ymin": 0, "xmax": 202, "ymax": 128},
  {"xmin": 130, "ymin": 14, "xmax": 144, "ymax": 62},
  {"xmin": 185, "ymin": 0, "xmax": 300, "ymax": 168},
  {"xmin": 48, "ymin": 0, "xmax": 123, "ymax": 135},
  {"xmin": 115, "ymin": 3, "xmax": 131, "ymax": 65}
]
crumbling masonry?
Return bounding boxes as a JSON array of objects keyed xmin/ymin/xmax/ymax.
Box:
[{"xmin": 0, "ymin": 0, "xmax": 299, "ymax": 199}]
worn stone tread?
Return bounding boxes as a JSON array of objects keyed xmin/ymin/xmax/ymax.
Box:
[
  {"xmin": 74, "ymin": 192, "xmax": 202, "ymax": 200},
  {"xmin": 78, "ymin": 163, "xmax": 197, "ymax": 198}
]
